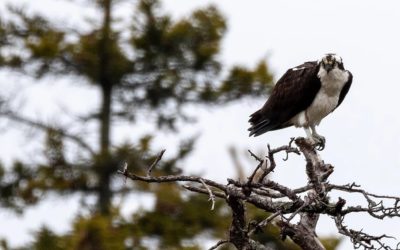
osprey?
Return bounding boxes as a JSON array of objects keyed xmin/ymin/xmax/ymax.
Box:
[{"xmin": 248, "ymin": 53, "xmax": 352, "ymax": 149}]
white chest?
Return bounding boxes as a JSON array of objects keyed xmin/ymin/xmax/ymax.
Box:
[{"xmin": 292, "ymin": 67, "xmax": 349, "ymax": 127}]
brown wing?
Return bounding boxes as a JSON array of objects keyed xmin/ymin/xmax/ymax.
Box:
[{"xmin": 248, "ymin": 61, "xmax": 321, "ymax": 136}]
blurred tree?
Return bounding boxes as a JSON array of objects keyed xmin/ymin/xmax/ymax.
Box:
[
  {"xmin": 0, "ymin": 0, "xmax": 338, "ymax": 249},
  {"xmin": 0, "ymin": 0, "xmax": 273, "ymax": 214}
]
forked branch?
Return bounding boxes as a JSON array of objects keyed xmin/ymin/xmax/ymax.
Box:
[{"xmin": 119, "ymin": 138, "xmax": 400, "ymax": 250}]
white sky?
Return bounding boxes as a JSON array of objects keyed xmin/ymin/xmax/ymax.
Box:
[{"xmin": 1, "ymin": 0, "xmax": 400, "ymax": 249}]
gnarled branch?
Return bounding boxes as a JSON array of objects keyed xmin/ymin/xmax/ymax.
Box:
[{"xmin": 120, "ymin": 138, "xmax": 400, "ymax": 250}]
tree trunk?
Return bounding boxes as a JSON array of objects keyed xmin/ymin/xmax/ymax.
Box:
[
  {"xmin": 98, "ymin": 84, "xmax": 113, "ymax": 215},
  {"xmin": 99, "ymin": 84, "xmax": 112, "ymax": 155},
  {"xmin": 97, "ymin": 0, "xmax": 113, "ymax": 215}
]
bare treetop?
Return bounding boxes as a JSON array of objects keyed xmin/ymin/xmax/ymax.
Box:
[{"xmin": 119, "ymin": 138, "xmax": 400, "ymax": 250}]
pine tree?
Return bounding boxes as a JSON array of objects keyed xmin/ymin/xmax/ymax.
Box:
[{"xmin": 0, "ymin": 1, "xmax": 339, "ymax": 249}]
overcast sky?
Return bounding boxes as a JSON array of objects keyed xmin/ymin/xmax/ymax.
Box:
[{"xmin": 1, "ymin": 0, "xmax": 400, "ymax": 249}]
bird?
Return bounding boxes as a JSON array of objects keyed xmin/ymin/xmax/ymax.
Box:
[{"xmin": 248, "ymin": 53, "xmax": 353, "ymax": 150}]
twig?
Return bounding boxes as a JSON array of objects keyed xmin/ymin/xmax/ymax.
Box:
[
  {"xmin": 263, "ymin": 180, "xmax": 300, "ymax": 201},
  {"xmin": 208, "ymin": 240, "xmax": 230, "ymax": 250},
  {"xmin": 182, "ymin": 185, "xmax": 226, "ymax": 199},
  {"xmin": 147, "ymin": 149, "xmax": 166, "ymax": 176},
  {"xmin": 257, "ymin": 140, "xmax": 301, "ymax": 183},
  {"xmin": 335, "ymin": 215, "xmax": 397, "ymax": 249},
  {"xmin": 120, "ymin": 137, "xmax": 400, "ymax": 249},
  {"xmin": 246, "ymin": 161, "xmax": 265, "ymax": 185},
  {"xmin": 246, "ymin": 150, "xmax": 266, "ymax": 185},
  {"xmin": 247, "ymin": 149, "xmax": 263, "ymax": 163},
  {"xmin": 200, "ymin": 178, "xmax": 216, "ymax": 210},
  {"xmin": 248, "ymin": 211, "xmax": 281, "ymax": 236},
  {"xmin": 269, "ymin": 137, "xmax": 300, "ymax": 161},
  {"xmin": 285, "ymin": 198, "xmax": 309, "ymax": 223},
  {"xmin": 120, "ymin": 172, "xmax": 227, "ymax": 191},
  {"xmin": 329, "ymin": 183, "xmax": 400, "ymax": 201}
]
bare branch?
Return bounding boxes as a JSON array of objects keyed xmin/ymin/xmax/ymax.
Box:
[
  {"xmin": 277, "ymin": 218, "xmax": 325, "ymax": 250},
  {"xmin": 147, "ymin": 149, "xmax": 166, "ymax": 176},
  {"xmin": 248, "ymin": 211, "xmax": 281, "ymax": 236},
  {"xmin": 182, "ymin": 185, "xmax": 226, "ymax": 199},
  {"xmin": 335, "ymin": 215, "xmax": 397, "ymax": 249},
  {"xmin": 208, "ymin": 240, "xmax": 230, "ymax": 250},
  {"xmin": 249, "ymin": 140, "xmax": 301, "ymax": 186},
  {"xmin": 263, "ymin": 180, "xmax": 300, "ymax": 201},
  {"xmin": 119, "ymin": 171, "xmax": 227, "ymax": 191},
  {"xmin": 120, "ymin": 137, "xmax": 400, "ymax": 249},
  {"xmin": 269, "ymin": 137, "xmax": 300, "ymax": 157},
  {"xmin": 200, "ymin": 178, "xmax": 216, "ymax": 210},
  {"xmin": 329, "ymin": 183, "xmax": 400, "ymax": 201},
  {"xmin": 247, "ymin": 149, "xmax": 263, "ymax": 163}
]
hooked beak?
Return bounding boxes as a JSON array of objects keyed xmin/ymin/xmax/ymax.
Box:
[{"xmin": 325, "ymin": 61, "xmax": 334, "ymax": 72}]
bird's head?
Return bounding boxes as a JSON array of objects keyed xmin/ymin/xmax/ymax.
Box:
[{"xmin": 319, "ymin": 53, "xmax": 344, "ymax": 73}]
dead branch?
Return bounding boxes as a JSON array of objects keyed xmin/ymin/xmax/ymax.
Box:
[
  {"xmin": 248, "ymin": 211, "xmax": 281, "ymax": 236},
  {"xmin": 119, "ymin": 137, "xmax": 400, "ymax": 250},
  {"xmin": 208, "ymin": 240, "xmax": 230, "ymax": 250},
  {"xmin": 200, "ymin": 178, "xmax": 216, "ymax": 210},
  {"xmin": 147, "ymin": 149, "xmax": 166, "ymax": 176}
]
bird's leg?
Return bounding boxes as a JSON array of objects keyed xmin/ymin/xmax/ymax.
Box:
[
  {"xmin": 311, "ymin": 125, "xmax": 325, "ymax": 150},
  {"xmin": 304, "ymin": 127, "xmax": 325, "ymax": 150},
  {"xmin": 304, "ymin": 127, "xmax": 313, "ymax": 141}
]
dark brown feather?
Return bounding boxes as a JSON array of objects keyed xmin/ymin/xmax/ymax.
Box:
[{"xmin": 248, "ymin": 61, "xmax": 321, "ymax": 136}]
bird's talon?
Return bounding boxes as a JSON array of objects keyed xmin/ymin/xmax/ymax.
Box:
[{"xmin": 312, "ymin": 135, "xmax": 325, "ymax": 151}]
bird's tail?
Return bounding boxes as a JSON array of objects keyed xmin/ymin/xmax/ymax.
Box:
[{"xmin": 248, "ymin": 110, "xmax": 274, "ymax": 137}]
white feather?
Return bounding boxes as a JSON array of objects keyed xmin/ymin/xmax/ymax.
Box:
[
  {"xmin": 292, "ymin": 67, "xmax": 306, "ymax": 71},
  {"xmin": 291, "ymin": 66, "xmax": 349, "ymax": 127}
]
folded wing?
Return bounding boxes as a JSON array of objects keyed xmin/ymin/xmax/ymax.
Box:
[{"xmin": 248, "ymin": 61, "xmax": 321, "ymax": 137}]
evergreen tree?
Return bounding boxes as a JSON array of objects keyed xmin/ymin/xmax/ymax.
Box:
[
  {"xmin": 0, "ymin": 0, "xmax": 272, "ymax": 214},
  {"xmin": 0, "ymin": 1, "xmax": 339, "ymax": 249}
]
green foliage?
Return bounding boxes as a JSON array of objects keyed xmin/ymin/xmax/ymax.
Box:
[
  {"xmin": 18, "ymin": 213, "xmax": 132, "ymax": 250},
  {"xmin": 71, "ymin": 29, "xmax": 133, "ymax": 84},
  {"xmin": 220, "ymin": 61, "xmax": 273, "ymax": 101},
  {"xmin": 68, "ymin": 213, "xmax": 131, "ymax": 250},
  {"xmin": 320, "ymin": 237, "xmax": 341, "ymax": 250},
  {"xmin": 0, "ymin": 160, "xmax": 41, "ymax": 212},
  {"xmin": 133, "ymin": 185, "xmax": 230, "ymax": 248},
  {"xmin": 2, "ymin": 0, "xmax": 273, "ymax": 129},
  {"xmin": 44, "ymin": 128, "xmax": 66, "ymax": 167},
  {"xmin": 0, "ymin": 0, "xmax": 274, "ymax": 210},
  {"xmin": 31, "ymin": 227, "xmax": 66, "ymax": 250}
]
